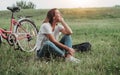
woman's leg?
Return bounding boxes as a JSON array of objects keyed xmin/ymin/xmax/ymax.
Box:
[
  {"xmin": 59, "ymin": 35, "xmax": 73, "ymax": 57},
  {"xmin": 37, "ymin": 44, "xmax": 49, "ymax": 58},
  {"xmin": 60, "ymin": 35, "xmax": 72, "ymax": 48},
  {"xmin": 37, "ymin": 41, "xmax": 65, "ymax": 58}
]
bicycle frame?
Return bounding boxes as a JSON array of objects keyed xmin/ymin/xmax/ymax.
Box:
[
  {"xmin": 0, "ymin": 12, "xmax": 29, "ymax": 40},
  {"xmin": 0, "ymin": 12, "xmax": 16, "ymax": 39}
]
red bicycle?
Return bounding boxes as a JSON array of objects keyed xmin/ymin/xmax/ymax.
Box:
[{"xmin": 0, "ymin": 6, "xmax": 38, "ymax": 52}]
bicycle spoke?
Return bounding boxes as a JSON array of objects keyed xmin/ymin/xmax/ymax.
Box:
[{"xmin": 18, "ymin": 24, "xmax": 28, "ymax": 33}]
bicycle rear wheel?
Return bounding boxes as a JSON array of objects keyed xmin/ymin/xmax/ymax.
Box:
[{"xmin": 15, "ymin": 19, "xmax": 38, "ymax": 52}]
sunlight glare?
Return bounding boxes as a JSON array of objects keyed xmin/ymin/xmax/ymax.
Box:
[{"xmin": 71, "ymin": 0, "xmax": 99, "ymax": 8}]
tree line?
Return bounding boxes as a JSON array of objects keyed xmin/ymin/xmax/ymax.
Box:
[{"xmin": 13, "ymin": 0, "xmax": 36, "ymax": 9}]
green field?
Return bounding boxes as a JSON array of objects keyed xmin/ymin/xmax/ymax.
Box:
[{"xmin": 0, "ymin": 7, "xmax": 120, "ymax": 75}]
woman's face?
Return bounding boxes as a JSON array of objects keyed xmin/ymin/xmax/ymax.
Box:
[{"xmin": 54, "ymin": 10, "xmax": 62, "ymax": 22}]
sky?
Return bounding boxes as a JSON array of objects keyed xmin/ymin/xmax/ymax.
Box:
[{"xmin": 0, "ymin": 0, "xmax": 120, "ymax": 10}]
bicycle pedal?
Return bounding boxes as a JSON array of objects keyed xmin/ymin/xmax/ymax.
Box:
[
  {"xmin": 14, "ymin": 47, "xmax": 20, "ymax": 50},
  {"xmin": 14, "ymin": 45, "xmax": 21, "ymax": 50}
]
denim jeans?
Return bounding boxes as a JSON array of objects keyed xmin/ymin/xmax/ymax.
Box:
[{"xmin": 37, "ymin": 35, "xmax": 72, "ymax": 58}]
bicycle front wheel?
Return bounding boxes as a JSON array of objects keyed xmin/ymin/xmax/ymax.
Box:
[{"xmin": 15, "ymin": 19, "xmax": 38, "ymax": 52}]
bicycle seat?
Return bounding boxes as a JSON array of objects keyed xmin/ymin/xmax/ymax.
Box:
[{"xmin": 7, "ymin": 6, "xmax": 20, "ymax": 13}]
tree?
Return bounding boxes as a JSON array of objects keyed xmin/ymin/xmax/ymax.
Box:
[
  {"xmin": 114, "ymin": 5, "xmax": 120, "ymax": 8},
  {"xmin": 15, "ymin": 1, "xmax": 36, "ymax": 9}
]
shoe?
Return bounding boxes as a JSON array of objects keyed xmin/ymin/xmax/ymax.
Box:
[{"xmin": 65, "ymin": 56, "xmax": 80, "ymax": 63}]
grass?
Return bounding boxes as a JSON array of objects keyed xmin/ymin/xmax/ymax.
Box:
[{"xmin": 0, "ymin": 7, "xmax": 120, "ymax": 75}]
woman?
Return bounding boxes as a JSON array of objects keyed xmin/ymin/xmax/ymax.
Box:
[{"xmin": 36, "ymin": 8, "xmax": 80, "ymax": 63}]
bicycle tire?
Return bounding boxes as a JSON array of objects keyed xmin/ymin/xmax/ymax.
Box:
[{"xmin": 15, "ymin": 18, "xmax": 38, "ymax": 52}]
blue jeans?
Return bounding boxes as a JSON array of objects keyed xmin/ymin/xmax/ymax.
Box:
[{"xmin": 37, "ymin": 35, "xmax": 72, "ymax": 58}]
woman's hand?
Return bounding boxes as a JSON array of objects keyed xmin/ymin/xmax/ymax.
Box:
[
  {"xmin": 54, "ymin": 14, "xmax": 64, "ymax": 23},
  {"xmin": 59, "ymin": 17, "xmax": 64, "ymax": 23},
  {"xmin": 68, "ymin": 48, "xmax": 75, "ymax": 56}
]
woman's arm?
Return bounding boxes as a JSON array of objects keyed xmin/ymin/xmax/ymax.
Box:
[{"xmin": 60, "ymin": 18, "xmax": 73, "ymax": 35}]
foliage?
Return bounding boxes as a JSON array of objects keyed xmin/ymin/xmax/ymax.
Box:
[
  {"xmin": 114, "ymin": 5, "xmax": 120, "ymax": 8},
  {"xmin": 15, "ymin": 0, "xmax": 36, "ymax": 9}
]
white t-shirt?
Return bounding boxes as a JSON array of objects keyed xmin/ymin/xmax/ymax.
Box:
[{"xmin": 36, "ymin": 23, "xmax": 64, "ymax": 50}]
